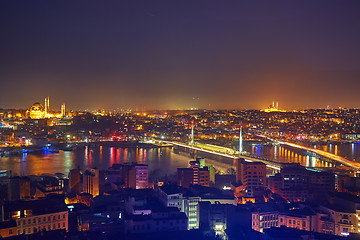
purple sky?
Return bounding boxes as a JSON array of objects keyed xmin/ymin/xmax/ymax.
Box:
[{"xmin": 1, "ymin": 1, "xmax": 360, "ymax": 110}]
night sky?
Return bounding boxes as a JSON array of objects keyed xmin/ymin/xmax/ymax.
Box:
[{"xmin": 1, "ymin": 1, "xmax": 360, "ymax": 111}]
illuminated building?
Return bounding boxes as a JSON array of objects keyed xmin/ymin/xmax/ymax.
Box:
[
  {"xmin": 27, "ymin": 102, "xmax": 45, "ymax": 119},
  {"xmin": 236, "ymin": 158, "xmax": 266, "ymax": 197},
  {"xmin": 177, "ymin": 160, "xmax": 210, "ymax": 188},
  {"xmin": 83, "ymin": 169, "xmax": 100, "ymax": 197},
  {"xmin": 134, "ymin": 164, "xmax": 148, "ymax": 189},
  {"xmin": 268, "ymin": 164, "xmax": 335, "ymax": 202},
  {"xmin": 0, "ymin": 221, "xmax": 17, "ymax": 238},
  {"xmin": 263, "ymin": 101, "xmax": 285, "ymax": 112},
  {"xmin": 1, "ymin": 199, "xmax": 68, "ymax": 235},
  {"xmin": 26, "ymin": 97, "xmax": 66, "ymax": 119},
  {"xmin": 105, "ymin": 164, "xmax": 148, "ymax": 189}
]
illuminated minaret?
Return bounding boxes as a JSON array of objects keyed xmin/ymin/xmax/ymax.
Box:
[
  {"xmin": 44, "ymin": 96, "xmax": 50, "ymax": 117},
  {"xmin": 276, "ymin": 101, "xmax": 279, "ymax": 111},
  {"xmin": 61, "ymin": 103, "xmax": 66, "ymax": 117},
  {"xmin": 239, "ymin": 126, "xmax": 243, "ymax": 153},
  {"xmin": 191, "ymin": 121, "xmax": 194, "ymax": 145}
]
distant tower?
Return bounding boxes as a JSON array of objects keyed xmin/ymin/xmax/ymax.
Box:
[
  {"xmin": 61, "ymin": 103, "xmax": 66, "ymax": 117},
  {"xmin": 239, "ymin": 126, "xmax": 243, "ymax": 153},
  {"xmin": 44, "ymin": 96, "xmax": 50, "ymax": 117},
  {"xmin": 191, "ymin": 121, "xmax": 194, "ymax": 145},
  {"xmin": 276, "ymin": 101, "xmax": 279, "ymax": 110}
]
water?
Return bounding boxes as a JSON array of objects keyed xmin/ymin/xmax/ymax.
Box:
[
  {"xmin": 243, "ymin": 141, "xmax": 360, "ymax": 168},
  {"xmin": 1, "ymin": 142, "xmax": 359, "ymax": 177},
  {"xmin": 0, "ymin": 146, "xmax": 190, "ymax": 178}
]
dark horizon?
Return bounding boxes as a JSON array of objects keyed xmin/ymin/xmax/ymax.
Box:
[{"xmin": 1, "ymin": 1, "xmax": 360, "ymax": 111}]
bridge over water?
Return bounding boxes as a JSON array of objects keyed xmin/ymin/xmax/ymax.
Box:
[{"xmin": 154, "ymin": 140, "xmax": 282, "ymax": 171}]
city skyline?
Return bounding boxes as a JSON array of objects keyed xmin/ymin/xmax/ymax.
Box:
[{"xmin": 2, "ymin": 1, "xmax": 360, "ymax": 110}]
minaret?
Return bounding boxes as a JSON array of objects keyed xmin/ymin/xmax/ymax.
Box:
[
  {"xmin": 276, "ymin": 101, "xmax": 279, "ymax": 111},
  {"xmin": 44, "ymin": 96, "xmax": 50, "ymax": 117},
  {"xmin": 61, "ymin": 103, "xmax": 66, "ymax": 117},
  {"xmin": 239, "ymin": 126, "xmax": 243, "ymax": 153},
  {"xmin": 191, "ymin": 121, "xmax": 194, "ymax": 145}
]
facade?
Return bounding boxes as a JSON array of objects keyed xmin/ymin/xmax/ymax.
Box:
[
  {"xmin": 0, "ymin": 221, "xmax": 17, "ymax": 238},
  {"xmin": 252, "ymin": 211, "xmax": 279, "ymax": 232},
  {"xmin": 278, "ymin": 209, "xmax": 317, "ymax": 232},
  {"xmin": 8, "ymin": 176, "xmax": 31, "ymax": 201},
  {"xmin": 69, "ymin": 169, "xmax": 81, "ymax": 194},
  {"xmin": 1, "ymin": 199, "xmax": 68, "ymax": 236},
  {"xmin": 236, "ymin": 158, "xmax": 266, "ymax": 197},
  {"xmin": 125, "ymin": 207, "xmax": 188, "ymax": 234},
  {"xmin": 105, "ymin": 163, "xmax": 148, "ymax": 189},
  {"xmin": 320, "ymin": 205, "xmax": 358, "ymax": 236},
  {"xmin": 158, "ymin": 185, "xmax": 236, "ymax": 230},
  {"xmin": 268, "ymin": 164, "xmax": 335, "ymax": 202},
  {"xmin": 177, "ymin": 160, "xmax": 210, "ymax": 188},
  {"xmin": 134, "ymin": 164, "xmax": 148, "ymax": 189},
  {"xmin": 83, "ymin": 168, "xmax": 100, "ymax": 197}
]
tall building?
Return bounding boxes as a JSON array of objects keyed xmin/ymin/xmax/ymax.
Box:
[
  {"xmin": 69, "ymin": 169, "xmax": 81, "ymax": 194},
  {"xmin": 236, "ymin": 158, "xmax": 266, "ymax": 197},
  {"xmin": 178, "ymin": 159, "xmax": 210, "ymax": 188},
  {"xmin": 134, "ymin": 164, "xmax": 148, "ymax": 189},
  {"xmin": 268, "ymin": 163, "xmax": 335, "ymax": 202},
  {"xmin": 8, "ymin": 177, "xmax": 31, "ymax": 201},
  {"xmin": 105, "ymin": 163, "xmax": 148, "ymax": 189},
  {"xmin": 83, "ymin": 168, "xmax": 100, "ymax": 197}
]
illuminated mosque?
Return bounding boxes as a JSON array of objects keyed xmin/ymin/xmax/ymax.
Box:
[
  {"xmin": 26, "ymin": 97, "xmax": 66, "ymax": 119},
  {"xmin": 263, "ymin": 101, "xmax": 285, "ymax": 112}
]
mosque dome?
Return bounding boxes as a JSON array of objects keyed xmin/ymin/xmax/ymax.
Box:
[{"xmin": 28, "ymin": 102, "xmax": 45, "ymax": 119}]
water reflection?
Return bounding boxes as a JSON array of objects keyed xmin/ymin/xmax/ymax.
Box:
[{"xmin": 0, "ymin": 147, "xmax": 191, "ymax": 177}]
